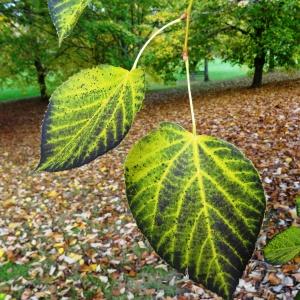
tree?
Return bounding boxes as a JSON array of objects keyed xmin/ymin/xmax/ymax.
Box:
[
  {"xmin": 140, "ymin": 2, "xmax": 215, "ymax": 83},
  {"xmin": 79, "ymin": 0, "xmax": 182, "ymax": 72},
  {"xmin": 0, "ymin": 0, "xmax": 84, "ymax": 100},
  {"xmin": 147, "ymin": 0, "xmax": 300, "ymax": 87},
  {"xmin": 0, "ymin": 0, "xmax": 180, "ymax": 98},
  {"xmin": 220, "ymin": 0, "xmax": 300, "ymax": 87},
  {"xmin": 1, "ymin": 0, "xmax": 298, "ymax": 99}
]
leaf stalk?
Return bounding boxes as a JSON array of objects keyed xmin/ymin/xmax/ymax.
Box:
[
  {"xmin": 184, "ymin": 0, "xmax": 197, "ymax": 135},
  {"xmin": 131, "ymin": 16, "xmax": 184, "ymax": 70}
]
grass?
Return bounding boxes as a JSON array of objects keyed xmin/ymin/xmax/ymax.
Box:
[
  {"xmin": 82, "ymin": 265, "xmax": 179, "ymax": 300},
  {"xmin": 204, "ymin": 58, "xmax": 248, "ymax": 80},
  {"xmin": 0, "ymin": 262, "xmax": 31, "ymax": 299},
  {"xmin": 0, "ymin": 258, "xmax": 179, "ymax": 299},
  {"xmin": 0, "ymin": 59, "xmax": 248, "ymax": 103},
  {"xmin": 0, "ymin": 262, "xmax": 30, "ymax": 282},
  {"xmin": 179, "ymin": 58, "xmax": 248, "ymax": 81},
  {"xmin": 149, "ymin": 58, "xmax": 249, "ymax": 91},
  {"xmin": 0, "ymin": 86, "xmax": 40, "ymax": 103}
]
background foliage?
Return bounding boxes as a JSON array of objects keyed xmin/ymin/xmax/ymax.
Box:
[{"xmin": 0, "ymin": 0, "xmax": 299, "ymax": 101}]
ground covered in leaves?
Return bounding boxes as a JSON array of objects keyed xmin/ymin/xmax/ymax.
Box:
[{"xmin": 0, "ymin": 79, "xmax": 299, "ymax": 299}]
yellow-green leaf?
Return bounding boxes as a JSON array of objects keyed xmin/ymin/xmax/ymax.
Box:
[
  {"xmin": 264, "ymin": 226, "xmax": 300, "ymax": 264},
  {"xmin": 48, "ymin": 0, "xmax": 90, "ymax": 45},
  {"xmin": 125, "ymin": 122, "xmax": 266, "ymax": 300},
  {"xmin": 38, "ymin": 65, "xmax": 145, "ymax": 172},
  {"xmin": 0, "ymin": 294, "xmax": 6, "ymax": 300}
]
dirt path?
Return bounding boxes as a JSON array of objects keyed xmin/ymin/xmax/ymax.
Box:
[{"xmin": 0, "ymin": 80, "xmax": 299, "ymax": 299}]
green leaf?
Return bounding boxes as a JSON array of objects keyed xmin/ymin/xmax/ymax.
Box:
[
  {"xmin": 125, "ymin": 122, "xmax": 266, "ymax": 300},
  {"xmin": 264, "ymin": 226, "xmax": 300, "ymax": 265},
  {"xmin": 38, "ymin": 65, "xmax": 145, "ymax": 172},
  {"xmin": 48, "ymin": 0, "xmax": 90, "ymax": 45},
  {"xmin": 296, "ymin": 196, "xmax": 300, "ymax": 217},
  {"xmin": 296, "ymin": 292, "xmax": 300, "ymax": 300}
]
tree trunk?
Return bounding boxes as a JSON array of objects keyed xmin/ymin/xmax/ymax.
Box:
[
  {"xmin": 251, "ymin": 52, "xmax": 265, "ymax": 88},
  {"xmin": 204, "ymin": 58, "xmax": 209, "ymax": 82},
  {"xmin": 268, "ymin": 50, "xmax": 275, "ymax": 72},
  {"xmin": 34, "ymin": 59, "xmax": 48, "ymax": 101},
  {"xmin": 251, "ymin": 23, "xmax": 266, "ymax": 88},
  {"xmin": 189, "ymin": 60, "xmax": 198, "ymax": 81}
]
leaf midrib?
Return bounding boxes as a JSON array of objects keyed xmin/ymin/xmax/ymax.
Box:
[{"xmin": 192, "ymin": 138, "xmax": 229, "ymax": 297}]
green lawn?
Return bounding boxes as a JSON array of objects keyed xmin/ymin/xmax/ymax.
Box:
[
  {"xmin": 0, "ymin": 259, "xmax": 180, "ymax": 299},
  {"xmin": 0, "ymin": 86, "xmax": 40, "ymax": 103},
  {"xmin": 0, "ymin": 262, "xmax": 30, "ymax": 282},
  {"xmin": 0, "ymin": 59, "xmax": 248, "ymax": 103},
  {"xmin": 178, "ymin": 58, "xmax": 248, "ymax": 81},
  {"xmin": 0, "ymin": 262, "xmax": 31, "ymax": 299},
  {"xmin": 205, "ymin": 58, "xmax": 248, "ymax": 80},
  {"xmin": 149, "ymin": 58, "xmax": 249, "ymax": 91}
]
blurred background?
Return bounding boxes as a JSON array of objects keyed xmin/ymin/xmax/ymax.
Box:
[{"xmin": 0, "ymin": 0, "xmax": 299, "ymax": 103}]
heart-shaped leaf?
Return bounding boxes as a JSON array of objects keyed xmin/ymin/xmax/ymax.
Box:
[
  {"xmin": 264, "ymin": 226, "xmax": 300, "ymax": 264},
  {"xmin": 125, "ymin": 122, "xmax": 266, "ymax": 299},
  {"xmin": 48, "ymin": 0, "xmax": 90, "ymax": 45},
  {"xmin": 37, "ymin": 65, "xmax": 145, "ymax": 172}
]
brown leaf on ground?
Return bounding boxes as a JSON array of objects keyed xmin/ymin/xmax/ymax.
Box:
[{"xmin": 0, "ymin": 79, "xmax": 299, "ymax": 299}]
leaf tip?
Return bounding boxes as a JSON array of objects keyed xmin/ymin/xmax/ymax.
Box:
[
  {"xmin": 34, "ymin": 161, "xmax": 45, "ymax": 173},
  {"xmin": 58, "ymin": 35, "xmax": 64, "ymax": 47}
]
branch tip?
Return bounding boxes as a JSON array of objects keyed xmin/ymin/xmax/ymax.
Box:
[
  {"xmin": 182, "ymin": 51, "xmax": 188, "ymax": 61},
  {"xmin": 180, "ymin": 12, "xmax": 188, "ymax": 20}
]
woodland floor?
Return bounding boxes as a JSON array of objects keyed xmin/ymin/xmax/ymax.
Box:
[{"xmin": 0, "ymin": 79, "xmax": 299, "ymax": 300}]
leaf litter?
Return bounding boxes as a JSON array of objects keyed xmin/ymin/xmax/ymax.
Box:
[{"xmin": 0, "ymin": 79, "xmax": 299, "ymax": 299}]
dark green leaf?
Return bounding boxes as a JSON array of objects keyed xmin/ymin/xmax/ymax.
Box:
[
  {"xmin": 125, "ymin": 122, "xmax": 266, "ymax": 299},
  {"xmin": 264, "ymin": 226, "xmax": 300, "ymax": 265},
  {"xmin": 38, "ymin": 65, "xmax": 145, "ymax": 172}
]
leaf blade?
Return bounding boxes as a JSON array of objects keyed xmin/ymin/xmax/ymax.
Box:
[
  {"xmin": 264, "ymin": 226, "xmax": 300, "ymax": 264},
  {"xmin": 125, "ymin": 122, "xmax": 266, "ymax": 299},
  {"xmin": 38, "ymin": 65, "xmax": 145, "ymax": 172},
  {"xmin": 48, "ymin": 0, "xmax": 90, "ymax": 45}
]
